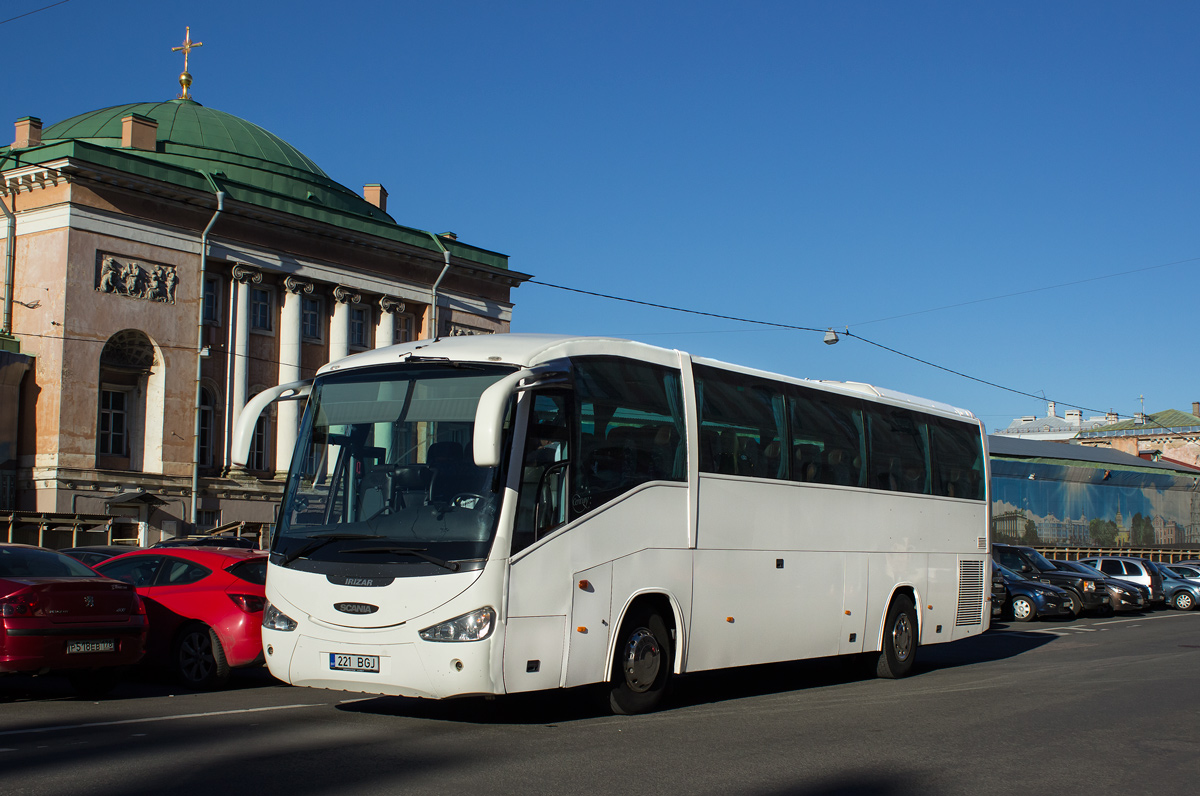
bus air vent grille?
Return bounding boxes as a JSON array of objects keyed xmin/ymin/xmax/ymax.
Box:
[
  {"xmin": 977, "ymin": 537, "xmax": 987, "ymax": 550},
  {"xmin": 956, "ymin": 560, "xmax": 984, "ymax": 626}
]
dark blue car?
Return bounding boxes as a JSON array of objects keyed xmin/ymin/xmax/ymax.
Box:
[{"xmin": 994, "ymin": 562, "xmax": 1073, "ymax": 622}]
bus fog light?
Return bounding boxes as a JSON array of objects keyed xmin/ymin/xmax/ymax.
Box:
[
  {"xmin": 263, "ymin": 601, "xmax": 298, "ymax": 632},
  {"xmin": 419, "ymin": 606, "xmax": 496, "ymax": 642}
]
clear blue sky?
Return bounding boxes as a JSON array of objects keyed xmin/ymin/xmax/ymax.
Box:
[{"xmin": 7, "ymin": 1, "xmax": 1199, "ymax": 430}]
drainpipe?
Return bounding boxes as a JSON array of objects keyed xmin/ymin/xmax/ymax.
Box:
[
  {"xmin": 190, "ymin": 190, "xmax": 225, "ymax": 529},
  {"xmin": 425, "ymin": 232, "xmax": 451, "ymax": 340},
  {"xmin": 1, "ymin": 192, "xmax": 14, "ymax": 336}
]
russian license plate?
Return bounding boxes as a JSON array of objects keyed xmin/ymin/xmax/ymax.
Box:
[
  {"xmin": 67, "ymin": 639, "xmax": 115, "ymax": 654},
  {"xmin": 329, "ymin": 653, "xmax": 380, "ymax": 673}
]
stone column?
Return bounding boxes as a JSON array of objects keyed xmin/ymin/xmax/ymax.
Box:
[
  {"xmin": 329, "ymin": 285, "xmax": 360, "ymax": 364},
  {"xmin": 276, "ymin": 276, "xmax": 312, "ymax": 478},
  {"xmin": 376, "ymin": 296, "xmax": 405, "ymax": 349},
  {"xmin": 227, "ymin": 264, "xmax": 261, "ymax": 470}
]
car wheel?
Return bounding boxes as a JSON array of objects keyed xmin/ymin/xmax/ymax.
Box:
[
  {"xmin": 173, "ymin": 623, "xmax": 231, "ymax": 691},
  {"xmin": 1010, "ymin": 595, "xmax": 1037, "ymax": 622},
  {"xmin": 875, "ymin": 594, "xmax": 918, "ymax": 678},
  {"xmin": 1066, "ymin": 591, "xmax": 1082, "ymax": 616},
  {"xmin": 67, "ymin": 667, "xmax": 124, "ymax": 699},
  {"xmin": 608, "ymin": 605, "xmax": 672, "ymax": 715},
  {"xmin": 1172, "ymin": 591, "xmax": 1195, "ymax": 611}
]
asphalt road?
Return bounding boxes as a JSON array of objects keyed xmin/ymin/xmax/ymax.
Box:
[{"xmin": 2, "ymin": 610, "xmax": 1199, "ymax": 796}]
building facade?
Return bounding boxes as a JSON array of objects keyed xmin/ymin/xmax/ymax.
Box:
[{"xmin": 1, "ymin": 90, "xmax": 529, "ymax": 544}]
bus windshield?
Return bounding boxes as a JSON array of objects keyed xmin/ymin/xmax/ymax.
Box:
[{"xmin": 274, "ymin": 363, "xmax": 516, "ymax": 568}]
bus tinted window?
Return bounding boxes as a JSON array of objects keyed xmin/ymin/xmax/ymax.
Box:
[
  {"xmin": 570, "ymin": 358, "xmax": 686, "ymax": 520},
  {"xmin": 695, "ymin": 366, "xmax": 787, "ymax": 479},
  {"xmin": 789, "ymin": 388, "xmax": 865, "ymax": 487},
  {"xmin": 929, "ymin": 418, "xmax": 985, "ymax": 500},
  {"xmin": 866, "ymin": 407, "xmax": 930, "ymax": 494}
]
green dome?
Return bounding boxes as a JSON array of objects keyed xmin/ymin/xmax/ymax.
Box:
[
  {"xmin": 38, "ymin": 99, "xmax": 395, "ymax": 224},
  {"xmin": 43, "ymin": 99, "xmax": 328, "ymax": 177}
]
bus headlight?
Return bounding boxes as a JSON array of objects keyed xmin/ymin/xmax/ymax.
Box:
[
  {"xmin": 419, "ymin": 607, "xmax": 496, "ymax": 642},
  {"xmin": 263, "ymin": 601, "xmax": 298, "ymax": 631}
]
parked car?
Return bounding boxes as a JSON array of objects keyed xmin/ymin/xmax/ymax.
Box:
[
  {"xmin": 1051, "ymin": 559, "xmax": 1148, "ymax": 613},
  {"xmin": 152, "ymin": 534, "xmax": 259, "ymax": 550},
  {"xmin": 993, "ymin": 561, "xmax": 1073, "ymax": 622},
  {"xmin": 60, "ymin": 545, "xmax": 143, "ymax": 567},
  {"xmin": 1143, "ymin": 560, "xmax": 1200, "ymax": 611},
  {"xmin": 1, "ymin": 543, "xmax": 147, "ymax": 696},
  {"xmin": 992, "ymin": 543, "xmax": 1108, "ymax": 615},
  {"xmin": 1163, "ymin": 563, "xmax": 1200, "ymax": 584},
  {"xmin": 93, "ymin": 548, "xmax": 267, "ymax": 690},
  {"xmin": 1078, "ymin": 556, "xmax": 1165, "ymax": 605}
]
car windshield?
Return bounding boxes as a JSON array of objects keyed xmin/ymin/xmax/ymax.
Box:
[
  {"xmin": 1024, "ymin": 548, "xmax": 1058, "ymax": 571},
  {"xmin": 1168, "ymin": 565, "xmax": 1200, "ymax": 578},
  {"xmin": 0, "ymin": 546, "xmax": 101, "ymax": 578},
  {"xmin": 995, "ymin": 563, "xmax": 1023, "ymax": 580},
  {"xmin": 275, "ymin": 363, "xmax": 516, "ymax": 567}
]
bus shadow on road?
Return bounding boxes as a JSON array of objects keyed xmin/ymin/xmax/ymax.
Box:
[{"xmin": 335, "ymin": 627, "xmax": 1054, "ymax": 724}]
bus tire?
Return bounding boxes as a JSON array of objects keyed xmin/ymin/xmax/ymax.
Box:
[
  {"xmin": 609, "ymin": 605, "xmax": 672, "ymax": 715},
  {"xmin": 875, "ymin": 594, "xmax": 917, "ymax": 679}
]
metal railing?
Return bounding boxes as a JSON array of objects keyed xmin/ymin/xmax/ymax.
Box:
[{"xmin": 1033, "ymin": 546, "xmax": 1200, "ymax": 564}]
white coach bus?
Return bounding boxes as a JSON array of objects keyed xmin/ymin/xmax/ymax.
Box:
[{"xmin": 234, "ymin": 334, "xmax": 990, "ymax": 713}]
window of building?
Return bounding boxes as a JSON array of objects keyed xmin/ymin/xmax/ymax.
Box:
[
  {"xmin": 395, "ymin": 312, "xmax": 415, "ymax": 344},
  {"xmin": 202, "ymin": 277, "xmax": 222, "ymax": 325},
  {"xmin": 197, "ymin": 509, "xmax": 221, "ymax": 531},
  {"xmin": 248, "ymin": 415, "xmax": 270, "ymax": 472},
  {"xmin": 302, "ymin": 296, "xmax": 324, "ymax": 341},
  {"xmin": 250, "ymin": 287, "xmax": 273, "ymax": 332},
  {"xmin": 198, "ymin": 387, "xmax": 216, "ymax": 467},
  {"xmin": 98, "ymin": 389, "xmax": 129, "ymax": 456},
  {"xmin": 350, "ymin": 306, "xmax": 370, "ymax": 348}
]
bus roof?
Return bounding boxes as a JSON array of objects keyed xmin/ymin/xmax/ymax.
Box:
[{"xmin": 318, "ymin": 333, "xmax": 978, "ymax": 422}]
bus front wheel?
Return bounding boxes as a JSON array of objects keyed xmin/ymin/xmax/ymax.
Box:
[
  {"xmin": 875, "ymin": 594, "xmax": 917, "ymax": 679},
  {"xmin": 609, "ymin": 605, "xmax": 672, "ymax": 715}
]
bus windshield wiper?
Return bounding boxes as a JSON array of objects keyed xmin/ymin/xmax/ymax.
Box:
[
  {"xmin": 282, "ymin": 533, "xmax": 386, "ymax": 566},
  {"xmin": 339, "ymin": 546, "xmax": 460, "ymax": 572}
]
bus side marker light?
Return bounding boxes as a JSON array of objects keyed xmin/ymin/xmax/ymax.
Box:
[
  {"xmin": 927, "ymin": 605, "xmax": 933, "ymax": 610},
  {"xmin": 578, "ymin": 580, "xmax": 591, "ymax": 591},
  {"xmin": 577, "ymin": 626, "xmax": 588, "ymax": 633},
  {"xmin": 844, "ymin": 610, "xmax": 851, "ymax": 616},
  {"xmin": 726, "ymin": 617, "xmax": 735, "ymax": 623}
]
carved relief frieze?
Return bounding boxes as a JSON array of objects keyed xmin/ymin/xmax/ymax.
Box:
[
  {"xmin": 446, "ymin": 323, "xmax": 493, "ymax": 337},
  {"xmin": 95, "ymin": 252, "xmax": 178, "ymax": 304}
]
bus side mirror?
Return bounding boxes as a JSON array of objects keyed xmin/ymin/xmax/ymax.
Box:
[
  {"xmin": 473, "ymin": 366, "xmax": 571, "ymax": 468},
  {"xmin": 473, "ymin": 370, "xmax": 533, "ymax": 468},
  {"xmin": 231, "ymin": 380, "xmax": 312, "ymax": 467}
]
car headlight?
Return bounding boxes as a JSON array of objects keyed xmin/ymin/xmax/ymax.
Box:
[
  {"xmin": 262, "ymin": 600, "xmax": 298, "ymax": 632},
  {"xmin": 419, "ymin": 607, "xmax": 496, "ymax": 642},
  {"xmin": 1032, "ymin": 588, "xmax": 1048, "ymax": 596},
  {"xmin": 1082, "ymin": 581, "xmax": 1095, "ymax": 592}
]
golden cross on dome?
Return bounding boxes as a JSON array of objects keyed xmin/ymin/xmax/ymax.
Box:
[{"xmin": 171, "ymin": 26, "xmax": 204, "ymax": 100}]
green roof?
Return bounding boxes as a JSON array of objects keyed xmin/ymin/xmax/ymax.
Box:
[
  {"xmin": 1085, "ymin": 409, "xmax": 1200, "ymax": 434},
  {"xmin": 0, "ymin": 100, "xmax": 510, "ymax": 271}
]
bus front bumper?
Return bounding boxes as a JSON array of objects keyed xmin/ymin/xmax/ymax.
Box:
[{"xmin": 263, "ymin": 627, "xmax": 502, "ymax": 699}]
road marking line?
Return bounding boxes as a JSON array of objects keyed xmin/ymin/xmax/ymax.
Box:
[{"xmin": 0, "ymin": 703, "xmax": 327, "ymax": 738}]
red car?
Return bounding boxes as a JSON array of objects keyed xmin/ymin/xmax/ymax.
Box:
[
  {"xmin": 94, "ymin": 547, "xmax": 267, "ymax": 690},
  {"xmin": 1, "ymin": 543, "xmax": 147, "ymax": 696}
]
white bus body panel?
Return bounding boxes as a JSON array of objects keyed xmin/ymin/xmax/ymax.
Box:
[
  {"xmin": 503, "ymin": 483, "xmax": 692, "ymax": 692},
  {"xmin": 263, "ymin": 558, "xmax": 510, "ymax": 699}
]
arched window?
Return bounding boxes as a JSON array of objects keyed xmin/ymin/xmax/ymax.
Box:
[{"xmin": 97, "ymin": 330, "xmax": 156, "ymax": 471}]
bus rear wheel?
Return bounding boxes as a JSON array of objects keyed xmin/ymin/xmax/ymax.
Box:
[
  {"xmin": 609, "ymin": 606, "xmax": 671, "ymax": 715},
  {"xmin": 875, "ymin": 594, "xmax": 917, "ymax": 679}
]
